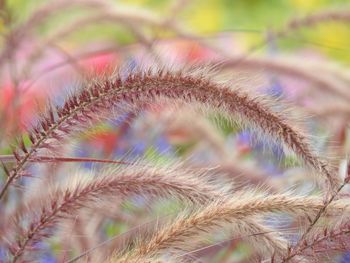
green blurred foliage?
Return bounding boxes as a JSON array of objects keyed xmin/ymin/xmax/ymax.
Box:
[{"xmin": 3, "ymin": 0, "xmax": 350, "ymax": 61}]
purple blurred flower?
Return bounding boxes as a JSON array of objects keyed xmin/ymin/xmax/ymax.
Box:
[
  {"xmin": 39, "ymin": 253, "xmax": 56, "ymax": 263},
  {"xmin": 154, "ymin": 136, "xmax": 173, "ymax": 153},
  {"xmin": 266, "ymin": 80, "xmax": 284, "ymax": 98},
  {"xmin": 340, "ymin": 252, "xmax": 350, "ymax": 263}
]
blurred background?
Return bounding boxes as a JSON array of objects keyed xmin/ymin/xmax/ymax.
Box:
[{"xmin": 1, "ymin": 0, "xmax": 350, "ymax": 262}]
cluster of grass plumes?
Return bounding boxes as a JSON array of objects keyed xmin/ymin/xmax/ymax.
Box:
[
  {"xmin": 1, "ymin": 1, "xmax": 350, "ymax": 263},
  {"xmin": 0, "ymin": 66, "xmax": 347, "ymax": 262}
]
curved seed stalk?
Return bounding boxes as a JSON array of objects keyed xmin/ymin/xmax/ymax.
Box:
[
  {"xmin": 0, "ymin": 67, "xmax": 339, "ymax": 200},
  {"xmin": 221, "ymin": 57, "xmax": 350, "ymax": 101},
  {"xmin": 8, "ymin": 163, "xmax": 227, "ymax": 262},
  {"xmin": 112, "ymin": 193, "xmax": 349, "ymax": 262},
  {"xmin": 281, "ymin": 8, "xmax": 350, "ymax": 37},
  {"xmin": 295, "ymin": 220, "xmax": 350, "ymax": 260}
]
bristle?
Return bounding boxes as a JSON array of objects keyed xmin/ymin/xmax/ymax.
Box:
[
  {"xmin": 1, "ymin": 161, "xmax": 10, "ymax": 177},
  {"xmin": 19, "ymin": 138, "xmax": 28, "ymax": 154},
  {"xmin": 13, "ymin": 151, "xmax": 21, "ymax": 162}
]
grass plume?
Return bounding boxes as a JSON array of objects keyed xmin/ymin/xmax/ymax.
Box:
[{"xmin": 7, "ymin": 162, "xmax": 227, "ymax": 262}]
